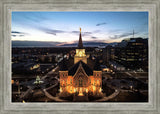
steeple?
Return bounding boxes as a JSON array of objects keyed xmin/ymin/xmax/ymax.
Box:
[{"xmin": 78, "ymin": 27, "xmax": 83, "ymax": 49}]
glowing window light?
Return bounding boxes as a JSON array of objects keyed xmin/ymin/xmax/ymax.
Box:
[
  {"xmin": 93, "ymin": 86, "xmax": 96, "ymax": 92},
  {"xmin": 70, "ymin": 87, "xmax": 72, "ymax": 93},
  {"xmin": 97, "ymin": 80, "xmax": 99, "ymax": 85},
  {"xmin": 60, "ymin": 88, "xmax": 62, "ymax": 93},
  {"xmin": 78, "ymin": 88, "xmax": 83, "ymax": 96},
  {"xmin": 62, "ymin": 80, "xmax": 65, "ymax": 85},
  {"xmin": 86, "ymin": 88, "xmax": 88, "ymax": 93}
]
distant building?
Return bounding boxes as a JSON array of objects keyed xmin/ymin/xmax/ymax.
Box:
[
  {"xmin": 59, "ymin": 28, "xmax": 102, "ymax": 101},
  {"xmin": 109, "ymin": 61, "xmax": 125, "ymax": 71},
  {"xmin": 102, "ymin": 46, "xmax": 112, "ymax": 64},
  {"xmin": 12, "ymin": 62, "xmax": 40, "ymax": 74},
  {"xmin": 107, "ymin": 38, "xmax": 148, "ymax": 71}
]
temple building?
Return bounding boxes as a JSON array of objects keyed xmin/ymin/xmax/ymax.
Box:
[{"xmin": 59, "ymin": 28, "xmax": 103, "ymax": 101}]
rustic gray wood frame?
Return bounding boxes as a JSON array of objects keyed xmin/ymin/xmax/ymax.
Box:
[{"xmin": 0, "ymin": 0, "xmax": 160, "ymax": 114}]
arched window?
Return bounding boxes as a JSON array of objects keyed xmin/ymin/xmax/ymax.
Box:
[
  {"xmin": 84, "ymin": 80, "xmax": 86, "ymax": 85},
  {"xmin": 97, "ymin": 80, "xmax": 99, "ymax": 86},
  {"xmin": 63, "ymin": 80, "xmax": 65, "ymax": 86},
  {"xmin": 79, "ymin": 79, "xmax": 83, "ymax": 86},
  {"xmin": 89, "ymin": 79, "xmax": 91, "ymax": 84}
]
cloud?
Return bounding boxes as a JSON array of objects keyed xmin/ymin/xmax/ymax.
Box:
[
  {"xmin": 12, "ymin": 31, "xmax": 27, "ymax": 34},
  {"xmin": 12, "ymin": 31, "xmax": 21, "ymax": 34},
  {"xmin": 23, "ymin": 13, "xmax": 48, "ymax": 23},
  {"xmin": 12, "ymin": 41, "xmax": 62, "ymax": 47},
  {"xmin": 12, "ymin": 35, "xmax": 17, "ymax": 37},
  {"xmin": 11, "ymin": 31, "xmax": 29, "ymax": 37},
  {"xmin": 119, "ymin": 33, "xmax": 133, "ymax": 38},
  {"xmin": 109, "ymin": 35, "xmax": 118, "ymax": 39},
  {"xmin": 19, "ymin": 35, "xmax": 25, "ymax": 37},
  {"xmin": 37, "ymin": 27, "xmax": 66, "ymax": 36},
  {"xmin": 57, "ymin": 39, "xmax": 115, "ymax": 47},
  {"xmin": 84, "ymin": 32, "xmax": 92, "ymax": 34},
  {"xmin": 119, "ymin": 32, "xmax": 139, "ymax": 38},
  {"xmin": 91, "ymin": 36, "xmax": 97, "ymax": 39},
  {"xmin": 93, "ymin": 30, "xmax": 101, "ymax": 33},
  {"xmin": 71, "ymin": 31, "xmax": 79, "ymax": 34},
  {"xmin": 108, "ymin": 29, "xmax": 122, "ymax": 33},
  {"xmin": 96, "ymin": 22, "xmax": 107, "ymax": 26},
  {"xmin": 83, "ymin": 32, "xmax": 92, "ymax": 36},
  {"xmin": 71, "ymin": 31, "xmax": 92, "ymax": 37},
  {"xmin": 45, "ymin": 31, "xmax": 56, "ymax": 36},
  {"xmin": 109, "ymin": 32, "xmax": 139, "ymax": 39}
]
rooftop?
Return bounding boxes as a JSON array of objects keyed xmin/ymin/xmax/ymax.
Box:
[{"xmin": 68, "ymin": 60, "xmax": 93, "ymax": 76}]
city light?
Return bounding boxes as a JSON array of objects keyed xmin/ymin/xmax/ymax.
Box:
[{"xmin": 12, "ymin": 12, "xmax": 148, "ymax": 102}]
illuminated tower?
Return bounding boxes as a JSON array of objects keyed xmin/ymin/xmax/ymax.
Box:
[{"xmin": 74, "ymin": 28, "xmax": 87, "ymax": 64}]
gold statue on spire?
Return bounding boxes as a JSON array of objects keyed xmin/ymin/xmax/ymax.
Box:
[{"xmin": 80, "ymin": 27, "xmax": 81, "ymax": 33}]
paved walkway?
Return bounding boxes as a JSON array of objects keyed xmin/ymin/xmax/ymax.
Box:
[
  {"xmin": 20, "ymin": 87, "xmax": 33, "ymax": 99},
  {"xmin": 19, "ymin": 66, "xmax": 59, "ymax": 99},
  {"xmin": 45, "ymin": 81, "xmax": 58, "ymax": 91},
  {"xmin": 41, "ymin": 66, "xmax": 59, "ymax": 80},
  {"xmin": 43, "ymin": 89, "xmax": 67, "ymax": 102},
  {"xmin": 125, "ymin": 72, "xmax": 147, "ymax": 84},
  {"xmin": 95, "ymin": 89, "xmax": 120, "ymax": 102}
]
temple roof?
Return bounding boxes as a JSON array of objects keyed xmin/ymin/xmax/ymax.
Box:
[
  {"xmin": 93, "ymin": 57, "xmax": 101, "ymax": 70},
  {"xmin": 78, "ymin": 28, "xmax": 83, "ymax": 49},
  {"xmin": 59, "ymin": 58, "xmax": 68, "ymax": 71},
  {"xmin": 68, "ymin": 60, "xmax": 93, "ymax": 76}
]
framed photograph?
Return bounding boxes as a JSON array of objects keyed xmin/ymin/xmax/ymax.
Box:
[{"xmin": 0, "ymin": 0, "xmax": 160, "ymax": 114}]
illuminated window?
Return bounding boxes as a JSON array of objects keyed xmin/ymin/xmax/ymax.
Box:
[
  {"xmin": 97, "ymin": 80, "xmax": 100, "ymax": 86},
  {"xmin": 79, "ymin": 51, "xmax": 82, "ymax": 57},
  {"xmin": 76, "ymin": 50, "xmax": 79, "ymax": 54}
]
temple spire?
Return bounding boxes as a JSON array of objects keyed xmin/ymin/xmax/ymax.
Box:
[{"xmin": 78, "ymin": 27, "xmax": 83, "ymax": 49}]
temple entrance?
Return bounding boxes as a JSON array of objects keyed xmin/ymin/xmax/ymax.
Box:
[
  {"xmin": 73, "ymin": 87, "xmax": 88, "ymax": 102},
  {"xmin": 78, "ymin": 88, "xmax": 83, "ymax": 96}
]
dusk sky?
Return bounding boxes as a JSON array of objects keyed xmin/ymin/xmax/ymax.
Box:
[{"xmin": 12, "ymin": 12, "xmax": 148, "ymax": 45}]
